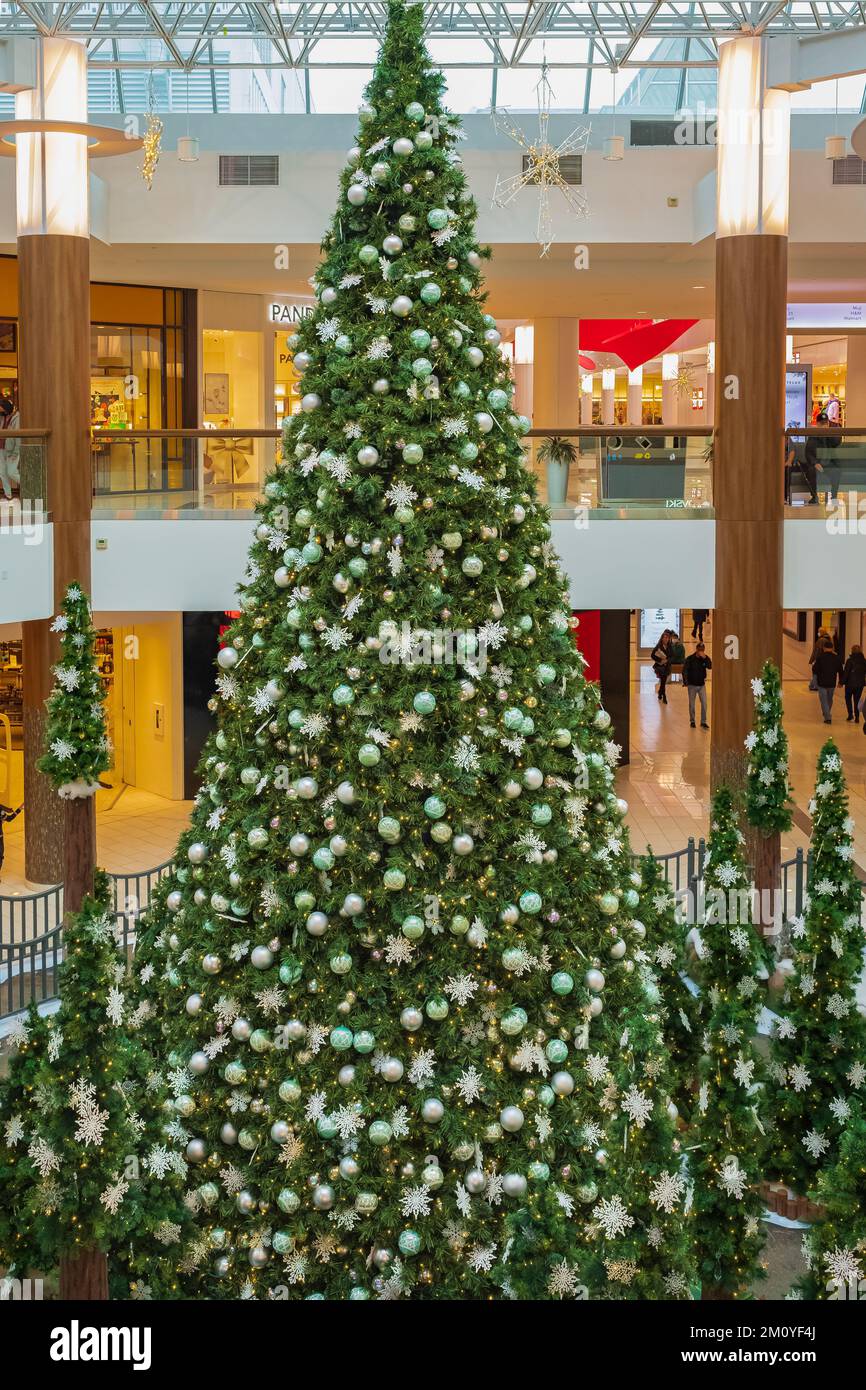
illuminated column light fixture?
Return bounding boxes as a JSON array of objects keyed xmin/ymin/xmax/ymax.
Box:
[
  {"xmin": 603, "ymin": 135, "xmax": 624, "ymax": 161},
  {"xmin": 662, "ymin": 353, "xmax": 679, "ymax": 382},
  {"xmin": 580, "ymin": 373, "xmax": 594, "ymax": 395},
  {"xmin": 15, "ymin": 37, "xmax": 88, "ymax": 237},
  {"xmin": 785, "ymin": 335, "xmax": 794, "ymax": 362},
  {"xmin": 601, "ymin": 368, "xmax": 616, "ymax": 390},
  {"xmin": 514, "ymin": 324, "xmax": 534, "ymax": 365},
  {"xmin": 716, "ymin": 34, "xmax": 790, "ymax": 238},
  {"xmin": 706, "ymin": 341, "xmax": 715, "ymax": 374}
]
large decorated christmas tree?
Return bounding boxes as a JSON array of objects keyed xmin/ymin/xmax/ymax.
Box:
[{"xmin": 136, "ymin": 0, "xmax": 690, "ymax": 1299}]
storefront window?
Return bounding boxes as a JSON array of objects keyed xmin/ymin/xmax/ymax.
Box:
[
  {"xmin": 91, "ymin": 323, "xmax": 170, "ymax": 495},
  {"xmin": 274, "ymin": 331, "xmax": 301, "ymax": 428}
]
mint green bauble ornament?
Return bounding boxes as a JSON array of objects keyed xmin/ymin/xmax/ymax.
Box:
[
  {"xmin": 316, "ymin": 1115, "xmax": 338, "ymax": 1140},
  {"xmin": 358, "ymin": 742, "xmax": 381, "ymax": 766},
  {"xmin": 278, "ymin": 1078, "xmax": 302, "ymax": 1103},
  {"xmin": 487, "ymin": 387, "xmax": 509, "ymax": 411},
  {"xmin": 546, "ymin": 1039, "xmax": 569, "ymax": 1064},
  {"xmin": 538, "ymin": 1085, "xmax": 556, "ymax": 1107},
  {"xmin": 301, "ymin": 541, "xmax": 322, "ymax": 564},
  {"xmin": 423, "ymin": 794, "xmax": 445, "ymax": 818},
  {"xmin": 353, "ymin": 1030, "xmax": 375, "ymax": 1054},
  {"xmin": 501, "ymin": 1007, "xmax": 528, "ymax": 1035},
  {"xmin": 553, "ymin": 727, "xmax": 572, "ymax": 747},
  {"xmin": 398, "ymin": 214, "xmax": 417, "ymax": 233},
  {"xmin": 429, "ymin": 821, "xmax": 451, "ymax": 843},
  {"xmin": 529, "ymin": 1162, "xmax": 551, "ymax": 1182},
  {"xmin": 348, "ymin": 556, "xmax": 368, "ymax": 578},
  {"xmin": 402, "ymin": 914, "xmax": 425, "ymax": 940},
  {"xmin": 312, "ymin": 846, "xmax": 335, "ymax": 870},
  {"xmin": 450, "ymin": 914, "xmax": 470, "ymax": 936},
  {"xmin": 519, "ymin": 890, "xmax": 542, "ymax": 915},
  {"xmin": 503, "ymin": 707, "xmax": 524, "ymax": 730},
  {"xmin": 409, "ymin": 328, "xmax": 431, "ymax": 350},
  {"xmin": 551, "ymin": 971, "xmax": 574, "ymax": 996},
  {"xmin": 402, "ymin": 442, "xmax": 424, "ymax": 464},
  {"xmin": 330, "ymin": 1026, "xmax": 354, "ymax": 1050},
  {"xmin": 427, "ymin": 208, "xmax": 449, "ymax": 229},
  {"xmin": 332, "ymin": 683, "xmax": 354, "ymax": 706},
  {"xmin": 383, "ymin": 868, "xmax": 406, "ymax": 891},
  {"xmin": 425, "ymin": 995, "xmax": 449, "ymax": 1021},
  {"xmin": 537, "ymin": 663, "xmax": 556, "ymax": 685},
  {"xmin": 459, "ymin": 441, "xmax": 478, "ymax": 461},
  {"xmin": 349, "ymin": 1287, "xmax": 370, "ymax": 1300},
  {"xmin": 377, "ymin": 815, "xmax": 401, "ymax": 842},
  {"xmin": 412, "ymin": 356, "xmax": 433, "ymax": 378},
  {"xmin": 420, "ymin": 281, "xmax": 441, "ymax": 304},
  {"xmin": 531, "ymin": 803, "xmax": 552, "ymax": 826},
  {"xmin": 399, "ymin": 1229, "xmax": 422, "ymax": 1256},
  {"xmin": 277, "ymin": 1188, "xmax": 301, "ymax": 1213},
  {"xmin": 358, "ymin": 243, "xmax": 378, "ymax": 264},
  {"xmin": 405, "ymin": 101, "xmax": 425, "ymax": 123},
  {"xmin": 413, "ymin": 690, "xmax": 436, "ymax": 715},
  {"xmin": 502, "ymin": 946, "xmax": 526, "ymax": 972},
  {"xmin": 369, "ymin": 1120, "xmax": 392, "ymax": 1145},
  {"xmin": 329, "ymin": 952, "xmax": 352, "ymax": 975}
]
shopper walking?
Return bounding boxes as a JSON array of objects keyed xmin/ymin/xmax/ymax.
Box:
[
  {"xmin": 691, "ymin": 608, "xmax": 708, "ymax": 641},
  {"xmin": 810, "ymin": 637, "xmax": 844, "ymax": 725},
  {"xmin": 683, "ymin": 643, "xmax": 712, "ymax": 728},
  {"xmin": 842, "ymin": 644, "xmax": 866, "ymax": 723},
  {"xmin": 651, "ymin": 630, "xmax": 673, "ymax": 705},
  {"xmin": 0, "ymin": 802, "xmax": 23, "ymax": 880}
]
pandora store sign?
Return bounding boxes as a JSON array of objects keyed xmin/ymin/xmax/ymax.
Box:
[{"xmin": 267, "ymin": 300, "xmax": 315, "ymax": 325}]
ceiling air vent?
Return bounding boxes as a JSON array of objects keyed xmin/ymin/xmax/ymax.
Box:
[
  {"xmin": 629, "ymin": 119, "xmax": 682, "ymax": 147},
  {"xmin": 832, "ymin": 155, "xmax": 866, "ymax": 185},
  {"xmin": 522, "ymin": 153, "xmax": 582, "ymax": 185},
  {"xmin": 219, "ymin": 154, "xmax": 280, "ymax": 187}
]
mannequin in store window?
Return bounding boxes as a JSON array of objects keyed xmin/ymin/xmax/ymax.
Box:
[{"xmin": 0, "ymin": 397, "xmax": 21, "ymax": 501}]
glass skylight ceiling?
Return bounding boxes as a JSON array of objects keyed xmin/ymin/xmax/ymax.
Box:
[{"xmin": 0, "ymin": 4, "xmax": 865, "ymax": 114}]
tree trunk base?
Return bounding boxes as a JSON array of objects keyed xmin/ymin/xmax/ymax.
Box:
[
  {"xmin": 59, "ymin": 1247, "xmax": 109, "ymax": 1300},
  {"xmin": 701, "ymin": 1285, "xmax": 735, "ymax": 1301}
]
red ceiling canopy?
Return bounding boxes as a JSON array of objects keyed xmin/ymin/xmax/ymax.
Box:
[{"xmin": 579, "ymin": 318, "xmax": 698, "ymax": 372}]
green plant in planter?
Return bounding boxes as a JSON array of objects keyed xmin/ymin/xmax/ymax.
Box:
[{"xmin": 537, "ymin": 436, "xmax": 578, "ymax": 507}]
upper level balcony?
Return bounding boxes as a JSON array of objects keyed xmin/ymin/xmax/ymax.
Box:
[{"xmin": 2, "ymin": 426, "xmax": 865, "ymax": 620}]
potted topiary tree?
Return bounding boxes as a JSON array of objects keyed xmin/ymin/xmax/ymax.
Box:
[{"xmin": 537, "ymin": 435, "xmax": 577, "ymax": 507}]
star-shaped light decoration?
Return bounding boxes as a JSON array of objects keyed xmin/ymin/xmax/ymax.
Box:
[{"xmin": 492, "ymin": 64, "xmax": 591, "ymax": 257}]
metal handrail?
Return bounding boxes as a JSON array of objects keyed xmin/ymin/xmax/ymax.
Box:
[{"xmin": 1, "ymin": 842, "xmax": 822, "ymax": 1022}]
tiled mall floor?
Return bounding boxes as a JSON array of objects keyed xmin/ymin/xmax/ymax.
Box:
[
  {"xmin": 3, "ymin": 620, "xmax": 865, "ymax": 890},
  {"xmin": 623, "ymin": 622, "xmax": 866, "ymax": 871}
]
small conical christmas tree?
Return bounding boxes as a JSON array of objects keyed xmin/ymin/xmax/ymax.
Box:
[
  {"xmin": 744, "ymin": 661, "xmax": 793, "ymax": 936},
  {"xmin": 744, "ymin": 662, "xmax": 793, "ymax": 835},
  {"xmin": 638, "ymin": 851, "xmax": 702, "ymax": 1125},
  {"xmin": 0, "ymin": 877, "xmax": 189, "ymax": 1298},
  {"xmin": 37, "ymin": 583, "xmax": 111, "ymax": 799},
  {"xmin": 691, "ymin": 787, "xmax": 769, "ymax": 1299},
  {"xmin": 135, "ymin": 0, "xmax": 688, "ymax": 1300},
  {"xmin": 799, "ymin": 1104, "xmax": 866, "ymax": 1300},
  {"xmin": 768, "ymin": 740, "xmax": 866, "ymax": 1194}
]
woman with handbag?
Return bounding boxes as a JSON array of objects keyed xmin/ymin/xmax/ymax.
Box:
[{"xmin": 651, "ymin": 630, "xmax": 673, "ymax": 705}]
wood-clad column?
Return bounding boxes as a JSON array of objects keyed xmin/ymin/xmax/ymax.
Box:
[
  {"xmin": 710, "ymin": 240, "xmax": 786, "ymax": 790},
  {"xmin": 19, "ymin": 234, "xmax": 92, "ymax": 883}
]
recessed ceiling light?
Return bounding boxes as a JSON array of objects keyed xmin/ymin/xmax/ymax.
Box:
[{"xmin": 692, "ymin": 284, "xmax": 706, "ymax": 289}]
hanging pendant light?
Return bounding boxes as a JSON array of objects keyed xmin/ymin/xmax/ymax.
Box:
[
  {"xmin": 177, "ymin": 67, "xmax": 200, "ymax": 163},
  {"xmin": 603, "ymin": 68, "xmax": 624, "ymax": 161},
  {"xmin": 825, "ymin": 80, "xmax": 845, "ymax": 159}
]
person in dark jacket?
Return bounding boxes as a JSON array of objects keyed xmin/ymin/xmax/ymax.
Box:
[
  {"xmin": 683, "ymin": 643, "xmax": 712, "ymax": 728},
  {"xmin": 691, "ymin": 608, "xmax": 709, "ymax": 641},
  {"xmin": 0, "ymin": 802, "xmax": 23, "ymax": 879},
  {"xmin": 842, "ymin": 644, "xmax": 866, "ymax": 723},
  {"xmin": 651, "ymin": 630, "xmax": 672, "ymax": 705},
  {"xmin": 811, "ymin": 638, "xmax": 844, "ymax": 724}
]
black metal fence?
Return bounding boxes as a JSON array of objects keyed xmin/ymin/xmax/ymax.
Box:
[{"xmin": 0, "ymin": 843, "xmax": 816, "ymax": 1023}]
